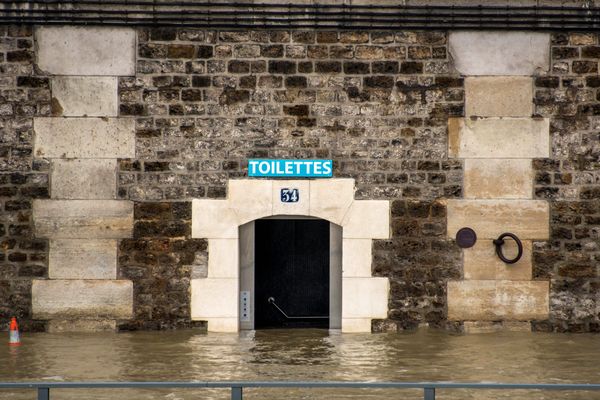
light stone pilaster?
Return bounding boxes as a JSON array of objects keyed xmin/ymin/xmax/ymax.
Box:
[
  {"xmin": 446, "ymin": 31, "xmax": 552, "ymax": 330},
  {"xmin": 31, "ymin": 27, "xmax": 136, "ymax": 332}
]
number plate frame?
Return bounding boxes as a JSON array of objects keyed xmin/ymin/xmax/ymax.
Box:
[{"xmin": 280, "ymin": 188, "xmax": 299, "ymax": 203}]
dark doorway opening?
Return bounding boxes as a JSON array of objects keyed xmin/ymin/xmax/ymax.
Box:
[{"xmin": 254, "ymin": 219, "xmax": 330, "ymax": 329}]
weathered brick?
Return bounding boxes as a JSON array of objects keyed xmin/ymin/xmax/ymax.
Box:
[
  {"xmin": 315, "ymin": 61, "xmax": 341, "ymax": 73},
  {"xmin": 268, "ymin": 60, "xmax": 296, "ymax": 74}
]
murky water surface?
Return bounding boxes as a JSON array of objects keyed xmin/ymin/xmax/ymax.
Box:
[{"xmin": 1, "ymin": 329, "xmax": 600, "ymax": 399}]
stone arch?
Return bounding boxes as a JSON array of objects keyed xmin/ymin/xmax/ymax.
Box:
[{"xmin": 191, "ymin": 179, "xmax": 390, "ymax": 332}]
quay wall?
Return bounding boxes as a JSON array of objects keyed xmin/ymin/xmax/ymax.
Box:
[{"xmin": 0, "ymin": 25, "xmax": 598, "ymax": 333}]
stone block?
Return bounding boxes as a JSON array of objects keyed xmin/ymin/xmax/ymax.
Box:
[
  {"xmin": 449, "ymin": 31, "xmax": 550, "ymax": 75},
  {"xmin": 33, "ymin": 200, "xmax": 133, "ymax": 239},
  {"xmin": 228, "ymin": 180, "xmax": 272, "ymax": 224},
  {"xmin": 49, "ymin": 239, "xmax": 117, "ymax": 279},
  {"xmin": 192, "ymin": 199, "xmax": 239, "ymax": 239},
  {"xmin": 448, "ymin": 118, "xmax": 550, "ymax": 159},
  {"xmin": 36, "ymin": 27, "xmax": 136, "ymax": 76},
  {"xmin": 463, "ymin": 240, "xmax": 532, "ymax": 281},
  {"xmin": 208, "ymin": 239, "xmax": 238, "ymax": 278},
  {"xmin": 465, "ymin": 77, "xmax": 533, "ymax": 117},
  {"xmin": 464, "ymin": 159, "xmax": 533, "ymax": 199},
  {"xmin": 342, "ymin": 318, "xmax": 372, "ymax": 333},
  {"xmin": 342, "ymin": 239, "xmax": 373, "ymax": 277},
  {"xmin": 342, "ymin": 277, "xmax": 389, "ymax": 319},
  {"xmin": 32, "ymin": 279, "xmax": 133, "ymax": 319},
  {"xmin": 51, "ymin": 159, "xmax": 117, "ymax": 200},
  {"xmin": 191, "ymin": 278, "xmax": 238, "ymax": 320},
  {"xmin": 447, "ymin": 199, "xmax": 549, "ymax": 240},
  {"xmin": 342, "ymin": 200, "xmax": 390, "ymax": 239},
  {"xmin": 309, "ymin": 179, "xmax": 355, "ymax": 225},
  {"xmin": 48, "ymin": 319, "xmax": 117, "ymax": 333},
  {"xmin": 34, "ymin": 118, "xmax": 135, "ymax": 159},
  {"xmin": 272, "ymin": 180, "xmax": 310, "ymax": 216},
  {"xmin": 447, "ymin": 280, "xmax": 549, "ymax": 321},
  {"xmin": 51, "ymin": 77, "xmax": 118, "ymax": 117},
  {"xmin": 463, "ymin": 321, "xmax": 531, "ymax": 334}
]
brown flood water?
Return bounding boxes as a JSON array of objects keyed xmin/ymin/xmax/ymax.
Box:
[{"xmin": 1, "ymin": 329, "xmax": 600, "ymax": 400}]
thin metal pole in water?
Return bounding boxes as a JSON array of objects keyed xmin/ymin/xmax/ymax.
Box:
[
  {"xmin": 424, "ymin": 387, "xmax": 435, "ymax": 400},
  {"xmin": 37, "ymin": 387, "xmax": 50, "ymax": 400},
  {"xmin": 231, "ymin": 386, "xmax": 243, "ymax": 400}
]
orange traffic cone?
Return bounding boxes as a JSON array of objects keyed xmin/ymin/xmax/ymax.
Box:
[{"xmin": 9, "ymin": 317, "xmax": 20, "ymax": 346}]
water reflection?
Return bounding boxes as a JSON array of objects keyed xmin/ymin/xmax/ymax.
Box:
[{"xmin": 1, "ymin": 329, "xmax": 600, "ymax": 399}]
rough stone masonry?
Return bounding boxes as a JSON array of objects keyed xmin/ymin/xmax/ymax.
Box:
[{"xmin": 0, "ymin": 24, "xmax": 599, "ymax": 333}]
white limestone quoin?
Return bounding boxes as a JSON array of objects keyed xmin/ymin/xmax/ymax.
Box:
[
  {"xmin": 50, "ymin": 159, "xmax": 117, "ymax": 200},
  {"xmin": 446, "ymin": 33, "xmax": 551, "ymax": 329},
  {"xmin": 33, "ymin": 200, "xmax": 133, "ymax": 239},
  {"xmin": 449, "ymin": 31, "xmax": 550, "ymax": 76},
  {"xmin": 448, "ymin": 117, "xmax": 550, "ymax": 159},
  {"xmin": 34, "ymin": 118, "xmax": 135, "ymax": 159},
  {"xmin": 191, "ymin": 178, "xmax": 391, "ymax": 332},
  {"xmin": 31, "ymin": 26, "xmax": 135, "ymax": 333},
  {"xmin": 49, "ymin": 239, "xmax": 118, "ymax": 280},
  {"xmin": 51, "ymin": 76, "xmax": 119, "ymax": 117},
  {"xmin": 35, "ymin": 27, "xmax": 136, "ymax": 76},
  {"xmin": 32, "ymin": 280, "xmax": 133, "ymax": 319}
]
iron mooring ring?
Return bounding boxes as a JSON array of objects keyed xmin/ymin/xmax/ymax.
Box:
[{"xmin": 493, "ymin": 232, "xmax": 523, "ymax": 264}]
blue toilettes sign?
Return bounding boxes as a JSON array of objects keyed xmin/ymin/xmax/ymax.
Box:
[{"xmin": 248, "ymin": 159, "xmax": 333, "ymax": 178}]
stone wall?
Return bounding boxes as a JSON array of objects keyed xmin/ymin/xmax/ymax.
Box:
[
  {"xmin": 0, "ymin": 26, "xmax": 50, "ymax": 332},
  {"xmin": 532, "ymin": 32, "xmax": 600, "ymax": 332},
  {"xmin": 2, "ymin": 25, "xmax": 600, "ymax": 332},
  {"xmin": 117, "ymin": 28, "xmax": 464, "ymax": 331}
]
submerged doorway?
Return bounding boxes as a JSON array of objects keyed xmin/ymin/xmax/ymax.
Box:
[
  {"xmin": 239, "ymin": 216, "xmax": 342, "ymax": 330},
  {"xmin": 255, "ymin": 219, "xmax": 330, "ymax": 329}
]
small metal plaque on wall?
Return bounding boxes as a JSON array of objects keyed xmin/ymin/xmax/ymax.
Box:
[{"xmin": 280, "ymin": 188, "xmax": 299, "ymax": 203}]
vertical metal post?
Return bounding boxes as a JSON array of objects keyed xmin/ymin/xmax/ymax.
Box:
[
  {"xmin": 424, "ymin": 387, "xmax": 435, "ymax": 400},
  {"xmin": 37, "ymin": 387, "xmax": 50, "ymax": 400},
  {"xmin": 231, "ymin": 386, "xmax": 243, "ymax": 400}
]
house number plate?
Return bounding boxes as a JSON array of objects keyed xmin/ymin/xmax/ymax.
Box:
[{"xmin": 280, "ymin": 188, "xmax": 299, "ymax": 203}]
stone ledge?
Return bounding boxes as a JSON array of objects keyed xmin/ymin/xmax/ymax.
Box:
[
  {"xmin": 51, "ymin": 159, "xmax": 117, "ymax": 200},
  {"xmin": 32, "ymin": 279, "xmax": 133, "ymax": 319},
  {"xmin": 447, "ymin": 280, "xmax": 549, "ymax": 321},
  {"xmin": 448, "ymin": 117, "xmax": 550, "ymax": 159},
  {"xmin": 449, "ymin": 31, "xmax": 550, "ymax": 76},
  {"xmin": 33, "ymin": 200, "xmax": 133, "ymax": 239},
  {"xmin": 465, "ymin": 77, "xmax": 533, "ymax": 118},
  {"xmin": 447, "ymin": 199, "xmax": 549, "ymax": 240},
  {"xmin": 51, "ymin": 76, "xmax": 118, "ymax": 117},
  {"xmin": 49, "ymin": 239, "xmax": 117, "ymax": 279},
  {"xmin": 36, "ymin": 26, "xmax": 136, "ymax": 76},
  {"xmin": 34, "ymin": 117, "xmax": 135, "ymax": 159}
]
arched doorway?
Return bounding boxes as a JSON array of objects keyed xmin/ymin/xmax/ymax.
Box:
[
  {"xmin": 191, "ymin": 178, "xmax": 390, "ymax": 332},
  {"xmin": 239, "ymin": 217, "xmax": 342, "ymax": 330}
]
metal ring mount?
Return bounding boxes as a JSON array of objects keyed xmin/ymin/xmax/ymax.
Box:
[{"xmin": 493, "ymin": 232, "xmax": 523, "ymax": 264}]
